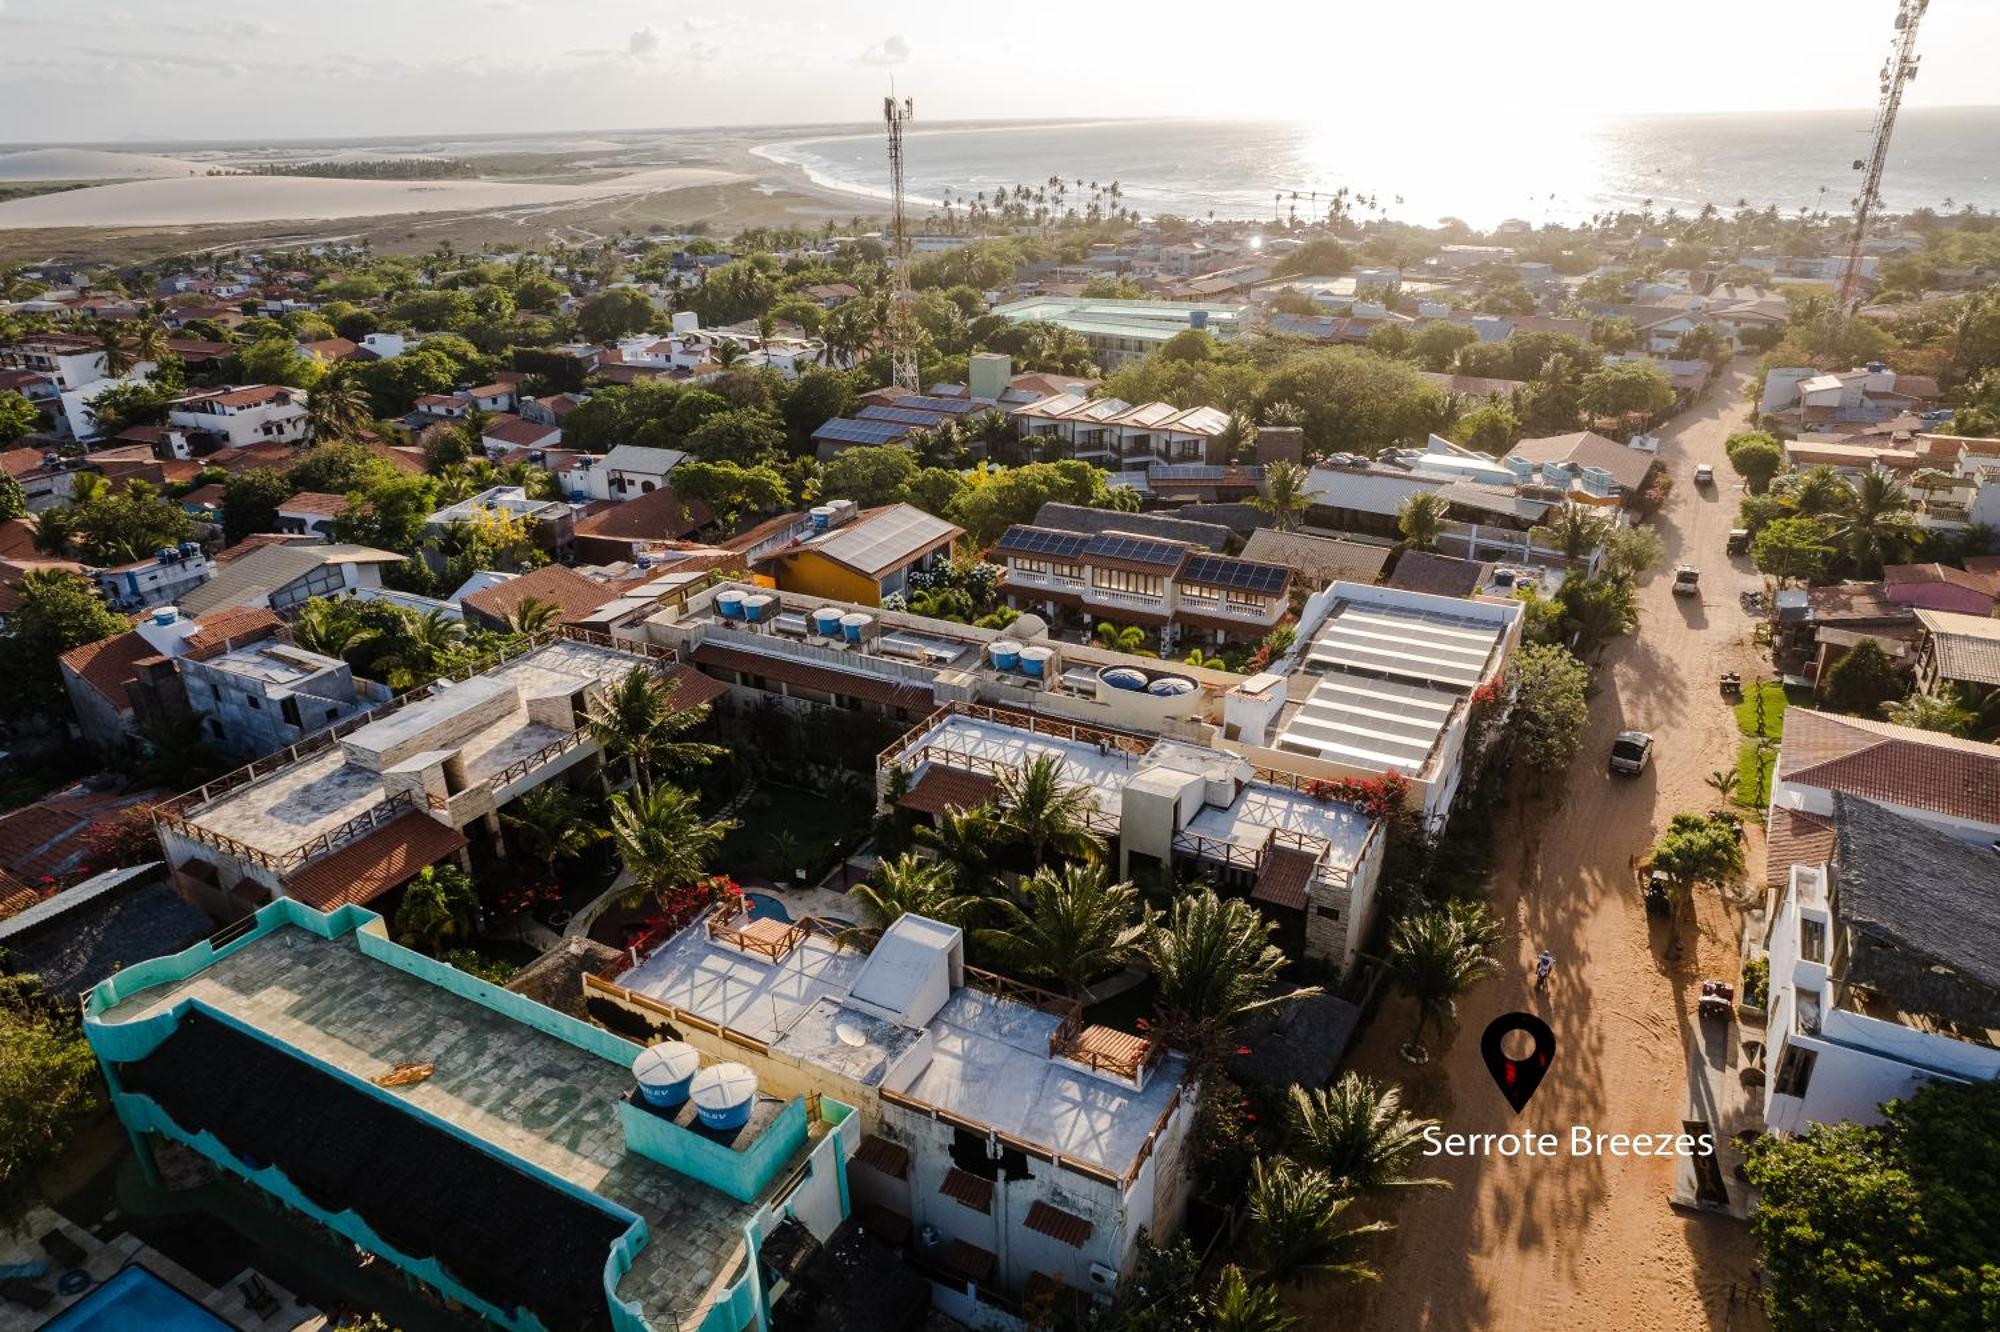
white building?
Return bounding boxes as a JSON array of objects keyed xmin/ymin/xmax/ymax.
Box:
[
  {"xmin": 167, "ymin": 385, "xmax": 310, "ymax": 448},
  {"xmin": 988, "ymin": 297, "xmax": 1247, "ymax": 369},
  {"xmin": 1761, "ymin": 794, "xmax": 2000, "ymax": 1136},
  {"xmin": 90, "ymin": 542, "xmax": 213, "ymax": 612}
]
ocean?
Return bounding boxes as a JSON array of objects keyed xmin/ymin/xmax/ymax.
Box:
[{"xmin": 752, "ymin": 107, "xmax": 2000, "ymax": 231}]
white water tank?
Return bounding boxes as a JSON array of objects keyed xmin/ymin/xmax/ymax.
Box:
[
  {"xmin": 689, "ymin": 1062, "xmax": 758, "ymax": 1132},
  {"xmin": 632, "ymin": 1041, "xmax": 700, "ymax": 1109}
]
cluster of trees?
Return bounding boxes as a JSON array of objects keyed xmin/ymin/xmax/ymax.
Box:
[
  {"xmin": 28, "ymin": 471, "xmax": 193, "ymax": 567},
  {"xmin": 1740, "ymin": 465, "xmax": 1935, "ymax": 583}
]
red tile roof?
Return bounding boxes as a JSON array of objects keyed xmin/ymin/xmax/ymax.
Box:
[
  {"xmin": 282, "ymin": 812, "xmax": 467, "ymax": 911},
  {"xmin": 659, "ymin": 663, "xmax": 730, "ymax": 713},
  {"xmin": 1778, "ymin": 709, "xmax": 2000, "ymax": 828},
  {"xmin": 572, "ymin": 487, "xmax": 714, "ymax": 543},
  {"xmin": 898, "ymin": 766, "xmax": 997, "ymax": 817},
  {"xmin": 481, "ymin": 415, "xmax": 561, "ymax": 448},
  {"xmin": 691, "ymin": 642, "xmax": 934, "ymax": 713},
  {"xmin": 938, "ymin": 1167, "xmax": 993, "ymax": 1214},
  {"xmin": 279, "ymin": 491, "xmax": 348, "ymax": 518},
  {"xmin": 182, "ymin": 607, "xmax": 284, "ymax": 658},
  {"xmin": 460, "ymin": 565, "xmax": 619, "ymax": 627},
  {"xmin": 1, "ymin": 447, "xmax": 44, "ymax": 479},
  {"xmin": 58, "ymin": 630, "xmax": 152, "ymax": 707},
  {"xmin": 852, "ymin": 1133, "xmax": 910, "ymax": 1179},
  {"xmin": 1764, "ymin": 807, "xmax": 1837, "ymax": 888},
  {"xmin": 1249, "ymin": 844, "xmax": 1319, "ymax": 911},
  {"xmin": 1022, "ymin": 1201, "xmax": 1094, "ymax": 1248}
]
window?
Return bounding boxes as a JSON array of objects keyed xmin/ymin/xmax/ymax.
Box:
[
  {"xmin": 280, "ymin": 697, "xmax": 300, "ymax": 727},
  {"xmin": 1316, "ymin": 905, "xmax": 1341, "ymax": 921},
  {"xmin": 1773, "ymin": 1045, "xmax": 1816, "ymax": 1098},
  {"xmin": 1226, "ymin": 592, "xmax": 1268, "ymax": 613},
  {"xmin": 207, "ymin": 719, "xmax": 224, "ymax": 740},
  {"xmin": 1176, "ymin": 582, "xmax": 1220, "ymax": 603},
  {"xmin": 1800, "ymin": 917, "xmax": 1826, "ymax": 963},
  {"xmin": 1092, "ymin": 568, "xmax": 1163, "ymax": 597},
  {"xmin": 246, "ymin": 694, "xmax": 261, "ymax": 710},
  {"xmin": 641, "ymin": 481, "xmax": 656, "ymax": 493},
  {"xmin": 1175, "ymin": 438, "xmax": 1202, "ymax": 459},
  {"xmin": 1017, "ymin": 558, "xmax": 1083, "ymax": 581}
]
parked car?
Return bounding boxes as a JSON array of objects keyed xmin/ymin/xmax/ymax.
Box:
[
  {"xmin": 1673, "ymin": 565, "xmax": 1700, "ymax": 596},
  {"xmin": 1609, "ymin": 729, "xmax": 1654, "ymax": 775},
  {"xmin": 1726, "ymin": 528, "xmax": 1751, "ymax": 556},
  {"xmin": 1694, "ymin": 463, "xmax": 1715, "ymax": 486}
]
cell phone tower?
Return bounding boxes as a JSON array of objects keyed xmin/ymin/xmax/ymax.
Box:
[
  {"xmin": 1838, "ymin": 0, "xmax": 1928, "ymax": 311},
  {"xmin": 884, "ymin": 93, "xmax": 920, "ymax": 392}
]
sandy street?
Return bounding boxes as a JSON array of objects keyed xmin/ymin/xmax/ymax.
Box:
[{"xmin": 1331, "ymin": 369, "xmax": 1771, "ymax": 1332}]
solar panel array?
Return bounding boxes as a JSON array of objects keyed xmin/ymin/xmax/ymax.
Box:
[
  {"xmin": 1147, "ymin": 464, "xmax": 1266, "ymax": 482},
  {"xmin": 811, "ymin": 417, "xmax": 913, "ymax": 445},
  {"xmin": 1179, "ymin": 554, "xmax": 1289, "ymax": 594},
  {"xmin": 1082, "ymin": 532, "xmax": 1189, "ymax": 567},
  {"xmin": 856, "ymin": 405, "xmax": 952, "ymax": 427},
  {"xmin": 995, "ymin": 526, "xmax": 1093, "ymax": 559},
  {"xmin": 893, "ymin": 395, "xmax": 981, "ymax": 416}
]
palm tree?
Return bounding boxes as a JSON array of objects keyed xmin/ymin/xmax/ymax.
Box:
[
  {"xmin": 1216, "ymin": 412, "xmax": 1260, "ymax": 463},
  {"xmin": 393, "ymin": 864, "xmax": 480, "ymax": 953},
  {"xmin": 995, "ymin": 753, "xmax": 1105, "ymax": 866},
  {"xmin": 1245, "ymin": 1159, "xmax": 1392, "ymax": 1287},
  {"xmin": 1881, "ymin": 688, "xmax": 1976, "ymax": 736},
  {"xmin": 30, "ymin": 507, "xmax": 73, "ymax": 556},
  {"xmin": 1251, "ymin": 460, "xmax": 1311, "ymax": 532},
  {"xmin": 501, "ymin": 783, "xmax": 601, "ymax": 882},
  {"xmin": 1209, "ymin": 1266, "xmax": 1295, "ymax": 1332},
  {"xmin": 1094, "ymin": 621, "xmax": 1146, "ymax": 654},
  {"xmin": 96, "ymin": 323, "xmax": 134, "ymax": 377},
  {"xmin": 1286, "ymin": 1073, "xmax": 1445, "ymax": 1193},
  {"xmin": 1145, "ymin": 889, "xmax": 1308, "ymax": 1046},
  {"xmin": 289, "ymin": 597, "xmax": 378, "ymax": 660},
  {"xmin": 1830, "ymin": 470, "xmax": 1917, "ymax": 576},
  {"xmin": 506, "ymin": 595, "xmax": 561, "ymax": 635},
  {"xmin": 379, "ymin": 607, "xmax": 466, "ymax": 686},
  {"xmin": 1530, "ymin": 503, "xmax": 1613, "ymax": 563},
  {"xmin": 845, "ymin": 853, "xmax": 982, "ymax": 934},
  {"xmin": 585, "ymin": 664, "xmax": 722, "ymax": 785},
  {"xmin": 912, "ymin": 803, "xmax": 1004, "ymax": 894},
  {"xmin": 1396, "ymin": 491, "xmax": 1448, "ymax": 551},
  {"xmin": 306, "ymin": 371, "xmax": 372, "ymax": 443},
  {"xmin": 66, "ymin": 471, "xmax": 108, "ymax": 510},
  {"xmin": 609, "ymin": 782, "xmax": 735, "ymax": 905},
  {"xmin": 1387, "ymin": 907, "xmax": 1499, "ymax": 1062},
  {"xmin": 1783, "ymin": 465, "xmax": 1852, "ymax": 518},
  {"xmin": 983, "ymin": 863, "xmax": 1147, "ymax": 998},
  {"xmin": 1704, "ymin": 769, "xmax": 1738, "ymax": 803},
  {"xmin": 128, "ymin": 320, "xmax": 171, "ymax": 366}
]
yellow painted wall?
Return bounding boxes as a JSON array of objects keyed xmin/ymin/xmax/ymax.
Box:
[{"xmin": 768, "ymin": 551, "xmax": 882, "ymax": 605}]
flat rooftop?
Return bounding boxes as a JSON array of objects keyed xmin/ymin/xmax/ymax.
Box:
[
  {"xmin": 195, "ymin": 640, "xmax": 343, "ymax": 687},
  {"xmin": 1275, "ymin": 672, "xmax": 1460, "ymax": 776},
  {"xmin": 93, "ymin": 924, "xmax": 804, "ymax": 1328},
  {"xmin": 626, "ymin": 924, "xmax": 1187, "ymax": 1178},
  {"xmin": 1299, "ymin": 593, "xmax": 1508, "ymax": 691},
  {"xmin": 183, "ymin": 639, "xmax": 642, "ymax": 857}
]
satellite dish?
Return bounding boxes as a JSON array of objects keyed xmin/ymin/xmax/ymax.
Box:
[{"xmin": 834, "ymin": 1020, "xmax": 867, "ymax": 1048}]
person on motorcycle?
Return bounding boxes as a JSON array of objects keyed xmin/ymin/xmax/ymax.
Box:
[{"xmin": 1535, "ymin": 949, "xmax": 1554, "ymax": 991}]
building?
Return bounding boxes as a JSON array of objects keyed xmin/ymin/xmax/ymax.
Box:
[
  {"xmin": 459, "ymin": 562, "xmax": 621, "ymax": 632},
  {"xmin": 1240, "ymin": 530, "xmax": 1393, "ymax": 588},
  {"xmin": 599, "ymin": 905, "xmax": 1196, "ymax": 1314},
  {"xmin": 61, "ymin": 606, "xmax": 288, "ymax": 754},
  {"xmin": 570, "ymin": 487, "xmax": 716, "ymax": 565},
  {"xmin": 1760, "ymin": 364, "xmax": 1942, "ymax": 429},
  {"xmin": 882, "ymin": 705, "xmax": 1386, "ymax": 972},
  {"xmin": 177, "ymin": 635, "xmax": 386, "ymax": 759},
  {"xmin": 1265, "ymin": 581, "xmax": 1522, "ymax": 830},
  {"xmin": 177, "ymin": 542, "xmax": 402, "ymax": 617},
  {"xmin": 0, "ymin": 865, "xmax": 210, "ymax": 999},
  {"xmin": 1912, "ymin": 608, "xmax": 2000, "ymax": 696},
  {"xmin": 274, "ymin": 491, "xmax": 348, "ymax": 536},
  {"xmin": 1008, "ymin": 394, "xmax": 1233, "ymax": 470},
  {"xmin": 992, "ymin": 525, "xmax": 1291, "ymax": 644},
  {"xmin": 83, "ymin": 898, "xmax": 857, "ymax": 1332},
  {"xmin": 167, "ymin": 385, "xmax": 310, "ymax": 449},
  {"xmin": 425, "ymin": 485, "xmax": 580, "ymax": 557},
  {"xmin": 1882, "ymin": 562, "xmax": 2000, "ymax": 616},
  {"xmin": 149, "ymin": 635, "xmax": 710, "ymax": 918},
  {"xmin": 89, "ymin": 542, "xmax": 213, "ymax": 612},
  {"xmin": 987, "ymin": 296, "xmax": 1246, "ymax": 369},
  {"xmin": 755, "ymin": 502, "xmax": 962, "ymax": 607},
  {"xmin": 1501, "ymin": 431, "xmax": 1657, "ymax": 507},
  {"xmin": 600, "ymin": 445, "xmax": 687, "ymax": 500},
  {"xmin": 1761, "ymin": 794, "xmax": 2000, "ymax": 1135}
]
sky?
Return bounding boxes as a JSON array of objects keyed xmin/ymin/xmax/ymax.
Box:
[{"xmin": 0, "ymin": 0, "xmax": 1995, "ymax": 144}]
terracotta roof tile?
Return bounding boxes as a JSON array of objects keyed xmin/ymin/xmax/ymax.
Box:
[
  {"xmin": 461, "ymin": 565, "xmax": 618, "ymax": 626},
  {"xmin": 1249, "ymin": 844, "xmax": 1318, "ymax": 911},
  {"xmin": 572, "ymin": 488, "xmax": 714, "ymax": 543},
  {"xmin": 1778, "ymin": 709, "xmax": 2000, "ymax": 827},
  {"xmin": 279, "ymin": 491, "xmax": 348, "ymax": 518},
  {"xmin": 1022, "ymin": 1201, "xmax": 1094, "ymax": 1248},
  {"xmin": 898, "ymin": 766, "xmax": 997, "ymax": 817},
  {"xmin": 852, "ymin": 1133, "xmax": 910, "ymax": 1179},
  {"xmin": 182, "ymin": 607, "xmax": 284, "ymax": 658},
  {"xmin": 59, "ymin": 630, "xmax": 152, "ymax": 707},
  {"xmin": 938, "ymin": 1167, "xmax": 993, "ymax": 1214},
  {"xmin": 1764, "ymin": 807, "xmax": 1836, "ymax": 887},
  {"xmin": 659, "ymin": 662, "xmax": 729, "ymax": 713},
  {"xmin": 691, "ymin": 642, "xmax": 934, "ymax": 714},
  {"xmin": 282, "ymin": 812, "xmax": 467, "ymax": 911}
]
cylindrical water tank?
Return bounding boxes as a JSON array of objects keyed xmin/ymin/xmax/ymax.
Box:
[
  {"xmin": 840, "ymin": 612, "xmax": 874, "ymax": 643},
  {"xmin": 632, "ymin": 1041, "xmax": 700, "ymax": 1109},
  {"xmin": 742, "ymin": 593, "xmax": 776, "ymax": 623},
  {"xmin": 1101, "ymin": 666, "xmax": 1148, "ymax": 692},
  {"xmin": 810, "ymin": 504, "xmax": 837, "ymax": 532},
  {"xmin": 716, "ymin": 590, "xmax": 746, "ymax": 620},
  {"xmin": 988, "ymin": 641, "xmax": 1020, "ymax": 671},
  {"xmin": 1147, "ymin": 676, "xmax": 1197, "ymax": 697},
  {"xmin": 1018, "ymin": 645, "xmax": 1053, "ymax": 678},
  {"xmin": 812, "ymin": 608, "xmax": 845, "ymax": 637},
  {"xmin": 689, "ymin": 1061, "xmax": 758, "ymax": 1132}
]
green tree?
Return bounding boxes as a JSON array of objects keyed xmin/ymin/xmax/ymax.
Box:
[
  {"xmin": 500, "ymin": 784, "xmax": 601, "ymax": 883},
  {"xmin": 1263, "ymin": 347, "xmax": 1445, "ymax": 456},
  {"xmin": 1507, "ymin": 642, "xmax": 1591, "ymax": 781},
  {"xmin": 1880, "ymin": 688, "xmax": 1977, "ymax": 736},
  {"xmin": 0, "ymin": 389, "xmax": 39, "ymax": 443},
  {"xmin": 393, "ymin": 863, "xmax": 479, "ymax": 953},
  {"xmin": 305, "ymin": 370, "xmax": 373, "ymax": 443},
  {"xmin": 901, "ymin": 466, "xmax": 969, "ymax": 519},
  {"xmin": 1251, "ymin": 460, "xmax": 1312, "ymax": 532},
  {"xmin": 1245, "ymin": 1159, "xmax": 1392, "ymax": 1287},
  {"xmin": 577, "ymin": 288, "xmax": 656, "ymax": 343},
  {"xmin": 70, "ymin": 481, "xmax": 194, "ymax": 565},
  {"xmin": 1396, "ymin": 490, "xmax": 1448, "ymax": 551},
  {"xmin": 1782, "ymin": 465, "xmax": 1856, "ymax": 519},
  {"xmin": 1411, "ymin": 321, "xmax": 1479, "ymax": 372},
  {"xmin": 683, "ymin": 406, "xmax": 787, "ymax": 466},
  {"xmin": 1387, "ymin": 905, "xmax": 1498, "ymax": 1061},
  {"xmin": 1286, "ymin": 1072, "xmax": 1445, "ymax": 1194},
  {"xmin": 222, "ymin": 467, "xmax": 295, "ymax": 544},
  {"xmin": 1530, "ymin": 502, "xmax": 1614, "ymax": 562},
  {"xmin": 584, "ymin": 664, "xmax": 722, "ymax": 784},
  {"xmin": 1601, "ymin": 523, "xmax": 1665, "ymax": 580},
  {"xmin": 1821, "ymin": 639, "xmax": 1907, "ymax": 717},
  {"xmin": 1744, "ymin": 1079, "xmax": 2000, "ymax": 1332},
  {"xmin": 609, "ymin": 783, "xmax": 735, "ymax": 904},
  {"xmin": 995, "ymin": 753, "xmax": 1105, "ymax": 866},
  {"xmin": 1753, "ymin": 515, "xmax": 1838, "ymax": 583},
  {"xmin": 780, "ymin": 368, "xmax": 856, "ymax": 444},
  {"xmin": 1645, "ymin": 811, "xmax": 1745, "ymax": 916},
  {"xmin": 288, "ymin": 441, "xmax": 396, "ymax": 495},
  {"xmin": 0, "ymin": 974, "xmax": 101, "ymax": 1217},
  {"xmin": 1556, "ymin": 573, "xmax": 1639, "ymax": 655},
  {"xmin": 0, "ymin": 470, "xmax": 26, "ymax": 521},
  {"xmin": 948, "ymin": 460, "xmax": 1106, "ymax": 544},
  {"xmin": 912, "ymin": 803, "xmax": 1006, "ymax": 893},
  {"xmin": 1450, "ymin": 400, "xmax": 1522, "ymax": 452},
  {"xmin": 1577, "ymin": 360, "xmax": 1673, "ymax": 422},
  {"xmin": 1831, "ymin": 470, "xmax": 1917, "ymax": 577},
  {"xmin": 1145, "ymin": 889, "xmax": 1304, "ymax": 1048},
  {"xmin": 983, "ymin": 862, "xmax": 1146, "ymax": 998},
  {"xmin": 845, "ymin": 852, "xmax": 982, "ymax": 934},
  {"xmin": 668, "ymin": 459, "xmax": 790, "ymax": 524},
  {"xmin": 1724, "ymin": 430, "xmax": 1784, "ymax": 494},
  {"xmin": 235, "ymin": 333, "xmax": 324, "ymax": 388},
  {"xmin": 1208, "ymin": 1265, "xmax": 1295, "ymax": 1332},
  {"xmin": 819, "ymin": 445, "xmax": 919, "ymax": 507}
]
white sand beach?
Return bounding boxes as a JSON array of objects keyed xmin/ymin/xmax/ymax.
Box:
[{"xmin": 0, "ymin": 147, "xmax": 216, "ymax": 180}]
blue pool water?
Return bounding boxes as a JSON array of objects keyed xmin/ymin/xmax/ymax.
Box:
[
  {"xmin": 42, "ymin": 1266, "xmax": 235, "ymax": 1332},
  {"xmin": 744, "ymin": 892, "xmax": 791, "ymax": 923}
]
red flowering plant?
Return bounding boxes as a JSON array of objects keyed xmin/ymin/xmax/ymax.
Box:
[{"xmin": 1301, "ymin": 771, "xmax": 1411, "ymax": 820}]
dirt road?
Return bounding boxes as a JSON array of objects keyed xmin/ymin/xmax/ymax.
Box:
[{"xmin": 1337, "ymin": 370, "xmax": 1770, "ymax": 1332}]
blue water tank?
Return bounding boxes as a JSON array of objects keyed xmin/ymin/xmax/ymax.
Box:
[
  {"xmin": 689, "ymin": 1062, "xmax": 758, "ymax": 1132},
  {"xmin": 811, "ymin": 504, "xmax": 837, "ymax": 532},
  {"xmin": 717, "ymin": 591, "xmax": 746, "ymax": 620},
  {"xmin": 1102, "ymin": 667, "xmax": 1148, "ymax": 691},
  {"xmin": 742, "ymin": 594, "xmax": 776, "ymax": 623},
  {"xmin": 989, "ymin": 641, "xmax": 1020, "ymax": 671},
  {"xmin": 813, "ymin": 608, "xmax": 845, "ymax": 637},
  {"xmin": 1189, "ymin": 309, "xmax": 1210, "ymax": 330},
  {"xmin": 840, "ymin": 612, "xmax": 873, "ymax": 643},
  {"xmin": 632, "ymin": 1041, "xmax": 700, "ymax": 1109},
  {"xmin": 1148, "ymin": 676, "xmax": 1196, "ymax": 697},
  {"xmin": 1018, "ymin": 645, "xmax": 1053, "ymax": 678}
]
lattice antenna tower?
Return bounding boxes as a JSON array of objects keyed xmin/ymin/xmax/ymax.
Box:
[
  {"xmin": 884, "ymin": 92, "xmax": 920, "ymax": 391},
  {"xmin": 1838, "ymin": 0, "xmax": 1927, "ymax": 311}
]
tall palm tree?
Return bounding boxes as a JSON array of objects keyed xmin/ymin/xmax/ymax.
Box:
[
  {"xmin": 1251, "ymin": 460, "xmax": 1311, "ymax": 532},
  {"xmin": 506, "ymin": 595, "xmax": 561, "ymax": 634},
  {"xmin": 1217, "ymin": 412, "xmax": 1259, "ymax": 463},
  {"xmin": 501, "ymin": 783, "xmax": 601, "ymax": 882},
  {"xmin": 1245, "ymin": 1159, "xmax": 1392, "ymax": 1287},
  {"xmin": 96, "ymin": 323, "xmax": 134, "ymax": 377},
  {"xmin": 289, "ymin": 597, "xmax": 379, "ymax": 660},
  {"xmin": 393, "ymin": 864, "xmax": 479, "ymax": 953},
  {"xmin": 995, "ymin": 753, "xmax": 1105, "ymax": 866},
  {"xmin": 1831, "ymin": 470, "xmax": 1917, "ymax": 577},
  {"xmin": 1286, "ymin": 1073, "xmax": 1445, "ymax": 1193},
  {"xmin": 610, "ymin": 783, "xmax": 735, "ymax": 905},
  {"xmin": 1881, "ymin": 688, "xmax": 1976, "ymax": 736},
  {"xmin": 1387, "ymin": 907, "xmax": 1499, "ymax": 1062},
  {"xmin": 1145, "ymin": 889, "xmax": 1307, "ymax": 1045},
  {"xmin": 1094, "ymin": 621, "xmax": 1146, "ymax": 654},
  {"xmin": 912, "ymin": 803, "xmax": 1004, "ymax": 894},
  {"xmin": 30, "ymin": 506, "xmax": 73, "ymax": 556},
  {"xmin": 585, "ymin": 664, "xmax": 722, "ymax": 784},
  {"xmin": 128, "ymin": 320, "xmax": 171, "ymax": 366},
  {"xmin": 845, "ymin": 852, "xmax": 982, "ymax": 934},
  {"xmin": 1530, "ymin": 503, "xmax": 1613, "ymax": 563},
  {"xmin": 983, "ymin": 863, "xmax": 1147, "ymax": 998},
  {"xmin": 1396, "ymin": 491, "xmax": 1448, "ymax": 551},
  {"xmin": 1208, "ymin": 1266, "xmax": 1295, "ymax": 1332},
  {"xmin": 306, "ymin": 371, "xmax": 372, "ymax": 443},
  {"xmin": 65, "ymin": 471, "xmax": 108, "ymax": 510},
  {"xmin": 383, "ymin": 607, "xmax": 467, "ymax": 684},
  {"xmin": 1783, "ymin": 465, "xmax": 1852, "ymax": 518}
]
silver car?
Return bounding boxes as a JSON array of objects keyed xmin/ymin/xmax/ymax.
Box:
[{"xmin": 1609, "ymin": 730, "xmax": 1654, "ymax": 775}]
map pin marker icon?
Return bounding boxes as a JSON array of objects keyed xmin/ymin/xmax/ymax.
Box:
[{"xmin": 1481, "ymin": 1012, "xmax": 1556, "ymax": 1114}]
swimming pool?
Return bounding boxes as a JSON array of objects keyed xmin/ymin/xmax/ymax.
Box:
[
  {"xmin": 744, "ymin": 892, "xmax": 792, "ymax": 922},
  {"xmin": 42, "ymin": 1265, "xmax": 235, "ymax": 1332}
]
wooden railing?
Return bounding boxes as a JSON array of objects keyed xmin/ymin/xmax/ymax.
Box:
[
  {"xmin": 483, "ymin": 727, "xmax": 590, "ymax": 792},
  {"xmin": 155, "ymin": 788, "xmax": 423, "ymax": 874},
  {"xmin": 704, "ymin": 898, "xmax": 807, "ymax": 963},
  {"xmin": 962, "ymin": 964, "xmax": 1080, "ymax": 1023},
  {"xmin": 581, "ymin": 973, "xmax": 775, "ymax": 1055},
  {"xmin": 1046, "ymin": 1011, "xmax": 1161, "ymax": 1083},
  {"xmin": 877, "ymin": 700, "xmax": 1155, "ymax": 772}
]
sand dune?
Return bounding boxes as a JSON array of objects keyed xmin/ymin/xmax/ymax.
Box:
[
  {"xmin": 0, "ymin": 166, "xmax": 745, "ymax": 229},
  {"xmin": 0, "ymin": 147, "xmax": 215, "ymax": 181}
]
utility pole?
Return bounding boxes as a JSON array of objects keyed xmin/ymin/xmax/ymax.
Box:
[
  {"xmin": 883, "ymin": 93, "xmax": 919, "ymax": 392},
  {"xmin": 1837, "ymin": 0, "xmax": 1927, "ymax": 311}
]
